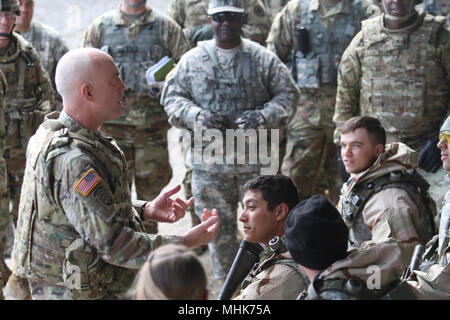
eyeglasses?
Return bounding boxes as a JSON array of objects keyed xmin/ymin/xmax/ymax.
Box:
[
  {"xmin": 211, "ymin": 12, "xmax": 243, "ymax": 23},
  {"xmin": 0, "ymin": 12, "xmax": 15, "ymax": 21},
  {"xmin": 439, "ymin": 131, "xmax": 450, "ymax": 143}
]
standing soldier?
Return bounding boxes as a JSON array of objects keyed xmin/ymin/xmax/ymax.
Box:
[
  {"xmin": 14, "ymin": 0, "xmax": 69, "ymax": 111},
  {"xmin": 266, "ymin": 0, "xmax": 377, "ymax": 203},
  {"xmin": 261, "ymin": 0, "xmax": 289, "ymax": 20},
  {"xmin": 166, "ymin": 0, "xmax": 273, "ymax": 244},
  {"xmin": 161, "ymin": 0, "xmax": 298, "ymax": 280},
  {"xmin": 166, "ymin": 0, "xmax": 272, "ymax": 47},
  {"xmin": 333, "ymin": 0, "xmax": 450, "ymax": 210},
  {"xmin": 0, "ymin": 0, "xmax": 53, "ymax": 300},
  {"xmin": 0, "ymin": 71, "xmax": 7, "ymax": 300},
  {"xmin": 81, "ymin": 0, "xmax": 191, "ymax": 235}
]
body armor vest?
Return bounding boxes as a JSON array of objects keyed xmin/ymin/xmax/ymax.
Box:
[
  {"xmin": 1, "ymin": 33, "xmax": 42, "ymax": 149},
  {"xmin": 359, "ymin": 14, "xmax": 448, "ymax": 146},
  {"xmin": 196, "ymin": 39, "xmax": 270, "ymax": 118},
  {"xmin": 13, "ymin": 113, "xmax": 141, "ymax": 298},
  {"xmin": 341, "ymin": 169, "xmax": 437, "ymax": 248},
  {"xmin": 293, "ymin": 0, "xmax": 363, "ymax": 88},
  {"xmin": 100, "ymin": 11, "xmax": 170, "ymax": 126}
]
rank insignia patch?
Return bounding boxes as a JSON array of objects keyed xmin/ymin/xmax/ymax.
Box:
[{"xmin": 74, "ymin": 169, "xmax": 102, "ymax": 197}]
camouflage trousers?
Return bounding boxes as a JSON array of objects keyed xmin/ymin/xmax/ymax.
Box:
[
  {"xmin": 192, "ymin": 169, "xmax": 259, "ymax": 279},
  {"xmin": 100, "ymin": 122, "xmax": 172, "ymax": 234},
  {"xmin": 0, "ymin": 147, "xmax": 26, "ymax": 277},
  {"xmin": 281, "ymin": 85, "xmax": 342, "ymax": 204}
]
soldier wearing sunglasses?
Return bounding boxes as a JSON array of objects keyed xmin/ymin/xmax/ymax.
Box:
[{"xmin": 162, "ymin": 0, "xmax": 299, "ymax": 281}]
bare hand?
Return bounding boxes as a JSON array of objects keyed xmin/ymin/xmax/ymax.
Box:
[
  {"xmin": 143, "ymin": 184, "xmax": 194, "ymax": 223},
  {"xmin": 183, "ymin": 208, "xmax": 220, "ymax": 248}
]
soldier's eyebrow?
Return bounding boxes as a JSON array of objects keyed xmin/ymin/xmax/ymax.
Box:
[{"xmin": 243, "ymin": 198, "xmax": 257, "ymax": 205}]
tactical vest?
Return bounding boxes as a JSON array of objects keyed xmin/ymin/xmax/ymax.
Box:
[
  {"xmin": 100, "ymin": 11, "xmax": 170, "ymax": 126},
  {"xmin": 0, "ymin": 33, "xmax": 43, "ymax": 149},
  {"xmin": 13, "ymin": 113, "xmax": 141, "ymax": 299},
  {"xmin": 341, "ymin": 169, "xmax": 437, "ymax": 248},
  {"xmin": 293, "ymin": 0, "xmax": 363, "ymax": 88},
  {"xmin": 196, "ymin": 39, "xmax": 271, "ymax": 117},
  {"xmin": 359, "ymin": 14, "xmax": 448, "ymax": 145},
  {"xmin": 241, "ymin": 239, "xmax": 310, "ymax": 294}
]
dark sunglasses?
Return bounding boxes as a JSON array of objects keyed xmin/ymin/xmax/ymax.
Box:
[{"xmin": 211, "ymin": 12, "xmax": 243, "ymax": 23}]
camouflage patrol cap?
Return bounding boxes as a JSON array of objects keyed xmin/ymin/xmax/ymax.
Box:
[
  {"xmin": 0, "ymin": 0, "xmax": 20, "ymax": 15},
  {"xmin": 440, "ymin": 116, "xmax": 450, "ymax": 132},
  {"xmin": 207, "ymin": 0, "xmax": 245, "ymax": 15}
]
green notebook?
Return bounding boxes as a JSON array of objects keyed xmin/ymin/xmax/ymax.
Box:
[{"xmin": 146, "ymin": 56, "xmax": 174, "ymax": 83}]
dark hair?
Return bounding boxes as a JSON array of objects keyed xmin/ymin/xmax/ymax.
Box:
[
  {"xmin": 241, "ymin": 175, "xmax": 300, "ymax": 211},
  {"xmin": 341, "ymin": 116, "xmax": 386, "ymax": 146}
]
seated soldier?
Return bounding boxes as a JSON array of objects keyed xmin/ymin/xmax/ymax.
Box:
[
  {"xmin": 285, "ymin": 194, "xmax": 411, "ymax": 300},
  {"xmin": 337, "ymin": 116, "xmax": 437, "ymax": 263},
  {"xmin": 406, "ymin": 115, "xmax": 450, "ymax": 299},
  {"xmin": 232, "ymin": 175, "xmax": 309, "ymax": 300}
]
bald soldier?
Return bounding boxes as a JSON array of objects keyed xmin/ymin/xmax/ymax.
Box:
[{"xmin": 11, "ymin": 48, "xmax": 220, "ymax": 300}]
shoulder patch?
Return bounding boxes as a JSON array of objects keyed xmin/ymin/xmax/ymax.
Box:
[{"xmin": 74, "ymin": 169, "xmax": 102, "ymax": 197}]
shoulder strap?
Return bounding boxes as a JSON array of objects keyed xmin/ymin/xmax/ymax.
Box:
[{"xmin": 261, "ymin": 257, "xmax": 311, "ymax": 288}]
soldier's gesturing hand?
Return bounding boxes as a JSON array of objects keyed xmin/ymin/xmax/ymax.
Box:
[
  {"xmin": 143, "ymin": 184, "xmax": 194, "ymax": 223},
  {"xmin": 183, "ymin": 208, "xmax": 220, "ymax": 248}
]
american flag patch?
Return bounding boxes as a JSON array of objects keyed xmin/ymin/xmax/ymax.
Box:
[{"xmin": 74, "ymin": 169, "xmax": 101, "ymax": 197}]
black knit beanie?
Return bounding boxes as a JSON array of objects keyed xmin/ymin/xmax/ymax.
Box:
[{"xmin": 284, "ymin": 194, "xmax": 349, "ymax": 270}]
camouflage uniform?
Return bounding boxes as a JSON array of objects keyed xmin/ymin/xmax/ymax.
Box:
[
  {"xmin": 11, "ymin": 111, "xmax": 184, "ymax": 300},
  {"xmin": 337, "ymin": 142, "xmax": 438, "ymax": 264},
  {"xmin": 234, "ymin": 236, "xmax": 309, "ymax": 300},
  {"xmin": 18, "ymin": 20, "xmax": 69, "ymax": 111},
  {"xmin": 166, "ymin": 0, "xmax": 272, "ymax": 46},
  {"xmin": 299, "ymin": 239, "xmax": 411, "ymax": 300},
  {"xmin": 420, "ymin": 0, "xmax": 450, "ymax": 27},
  {"xmin": 81, "ymin": 3, "xmax": 191, "ymax": 234},
  {"xmin": 0, "ymin": 71, "xmax": 7, "ymax": 299},
  {"xmin": 261, "ymin": 0, "xmax": 289, "ymax": 20},
  {"xmin": 0, "ymin": 32, "xmax": 53, "ymax": 298},
  {"xmin": 267, "ymin": 0, "xmax": 377, "ymax": 203},
  {"xmin": 161, "ymin": 37, "xmax": 298, "ymax": 278},
  {"xmin": 406, "ymin": 188, "xmax": 450, "ymax": 299},
  {"xmin": 333, "ymin": 12, "xmax": 450, "ymax": 210}
]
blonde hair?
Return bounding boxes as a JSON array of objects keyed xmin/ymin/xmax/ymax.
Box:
[{"xmin": 127, "ymin": 244, "xmax": 208, "ymax": 300}]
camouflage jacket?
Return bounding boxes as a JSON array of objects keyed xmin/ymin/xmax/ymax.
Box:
[
  {"xmin": 81, "ymin": 4, "xmax": 191, "ymax": 127},
  {"xmin": 19, "ymin": 20, "xmax": 69, "ymax": 112},
  {"xmin": 161, "ymin": 38, "xmax": 298, "ymax": 173},
  {"xmin": 0, "ymin": 71, "xmax": 6, "ymax": 195},
  {"xmin": 302, "ymin": 239, "xmax": 410, "ymax": 300},
  {"xmin": 234, "ymin": 238, "xmax": 309, "ymax": 300},
  {"xmin": 338, "ymin": 142, "xmax": 437, "ymax": 262},
  {"xmin": 407, "ymin": 189, "xmax": 450, "ymax": 299},
  {"xmin": 166, "ymin": 0, "xmax": 272, "ymax": 45},
  {"xmin": 0, "ymin": 32, "xmax": 54, "ymax": 151},
  {"xmin": 12, "ymin": 111, "xmax": 183, "ymax": 299},
  {"xmin": 333, "ymin": 13, "xmax": 450, "ymax": 148},
  {"xmin": 266, "ymin": 0, "xmax": 377, "ymax": 63}
]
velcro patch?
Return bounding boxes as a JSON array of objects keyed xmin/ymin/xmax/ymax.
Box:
[{"xmin": 74, "ymin": 169, "xmax": 102, "ymax": 197}]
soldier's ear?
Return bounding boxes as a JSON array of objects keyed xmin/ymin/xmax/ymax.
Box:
[
  {"xmin": 275, "ymin": 203, "xmax": 289, "ymax": 221},
  {"xmin": 81, "ymin": 83, "xmax": 94, "ymax": 101}
]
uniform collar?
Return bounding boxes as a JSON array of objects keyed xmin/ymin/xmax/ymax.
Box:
[{"xmin": 113, "ymin": 4, "xmax": 155, "ymax": 26}]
